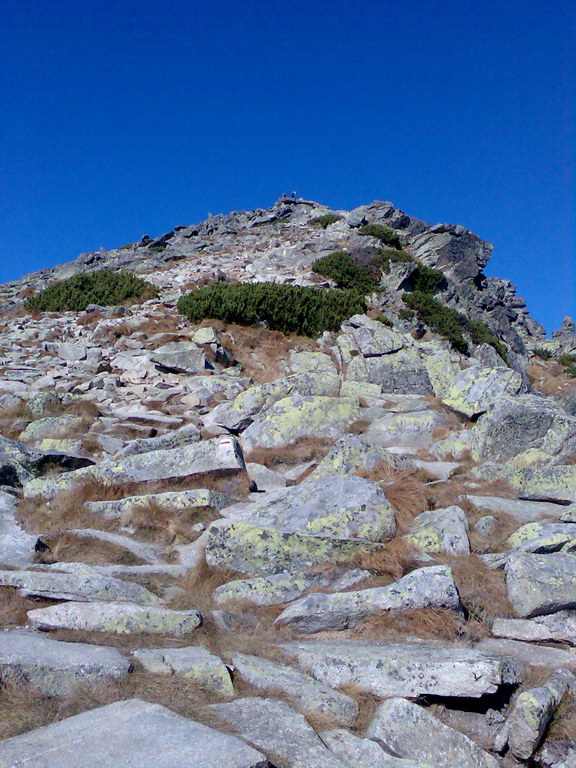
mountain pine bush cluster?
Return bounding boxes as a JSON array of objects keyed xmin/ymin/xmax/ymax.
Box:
[
  {"xmin": 26, "ymin": 269, "xmax": 158, "ymax": 312},
  {"xmin": 177, "ymin": 282, "xmax": 366, "ymax": 336}
]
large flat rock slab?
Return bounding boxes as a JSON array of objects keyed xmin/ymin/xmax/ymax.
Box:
[
  {"xmin": 464, "ymin": 495, "xmax": 562, "ymax": 523},
  {"xmin": 205, "ymin": 519, "xmax": 387, "ymax": 576},
  {"xmin": 282, "ymin": 639, "xmax": 522, "ymax": 698},
  {"xmin": 492, "ymin": 611, "xmax": 576, "ymax": 644},
  {"xmin": 0, "ymin": 568, "xmax": 160, "ymax": 604},
  {"xmin": 210, "ymin": 697, "xmax": 348, "ymax": 768},
  {"xmin": 274, "ymin": 565, "xmax": 461, "ymax": 633},
  {"xmin": 133, "ymin": 646, "xmax": 233, "ymax": 698},
  {"xmin": 367, "ymin": 697, "xmax": 499, "ymax": 768},
  {"xmin": 442, "ymin": 365, "xmax": 522, "ymax": 419},
  {"xmin": 220, "ymin": 475, "xmax": 395, "ymax": 541},
  {"xmin": 0, "ymin": 629, "xmax": 130, "ymax": 695},
  {"xmin": 0, "ymin": 698, "xmax": 268, "ymax": 767},
  {"xmin": 0, "ymin": 490, "xmax": 36, "ymax": 568},
  {"xmin": 28, "ymin": 601, "xmax": 201, "ymax": 637},
  {"xmin": 476, "ymin": 464, "xmax": 576, "ymax": 503},
  {"xmin": 231, "ymin": 653, "xmax": 358, "ymax": 727},
  {"xmin": 477, "ymin": 637, "xmax": 576, "ymax": 671},
  {"xmin": 85, "ymin": 488, "xmax": 232, "ymax": 518}
]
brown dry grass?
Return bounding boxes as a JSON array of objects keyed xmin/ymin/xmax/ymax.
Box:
[
  {"xmin": 528, "ymin": 362, "xmax": 576, "ymax": 398},
  {"xmin": 0, "ymin": 587, "xmax": 44, "ymax": 628},
  {"xmin": 123, "ymin": 500, "xmax": 217, "ymax": 547},
  {"xmin": 549, "ymin": 693, "xmax": 576, "ymax": 740},
  {"xmin": 245, "ymin": 437, "xmax": 334, "ymax": 470},
  {"xmin": 439, "ymin": 554, "xmax": 514, "ymax": 628},
  {"xmin": 352, "ymin": 537, "xmax": 418, "ymax": 583},
  {"xmin": 352, "ymin": 607, "xmax": 464, "ymax": 642},
  {"xmin": 36, "ymin": 533, "xmax": 143, "ymax": 566},
  {"xmin": 384, "ymin": 472, "xmax": 431, "ymax": 531}
]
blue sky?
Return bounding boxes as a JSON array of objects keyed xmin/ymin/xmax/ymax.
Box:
[{"xmin": 1, "ymin": 1, "xmax": 574, "ymax": 333}]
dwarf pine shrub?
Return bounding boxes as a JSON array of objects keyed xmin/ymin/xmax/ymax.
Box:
[
  {"xmin": 402, "ymin": 291, "xmax": 508, "ymax": 362},
  {"xmin": 177, "ymin": 282, "xmax": 366, "ymax": 337},
  {"xmin": 25, "ymin": 270, "xmax": 158, "ymax": 312},
  {"xmin": 311, "ymin": 251, "xmax": 380, "ymax": 294},
  {"xmin": 359, "ymin": 223, "xmax": 402, "ymax": 249},
  {"xmin": 410, "ymin": 264, "xmax": 447, "ymax": 294},
  {"xmin": 309, "ymin": 213, "xmax": 343, "ymax": 228}
]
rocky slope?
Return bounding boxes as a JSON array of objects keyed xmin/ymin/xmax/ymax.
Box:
[{"xmin": 0, "ymin": 196, "xmax": 575, "ymax": 767}]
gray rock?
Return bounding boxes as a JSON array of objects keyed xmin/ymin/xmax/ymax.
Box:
[
  {"xmin": 507, "ymin": 521, "xmax": 576, "ymax": 553},
  {"xmin": 560, "ymin": 503, "xmax": 576, "ymax": 522},
  {"xmin": 210, "ymin": 697, "xmax": 348, "ymax": 768},
  {"xmin": 19, "ymin": 415, "xmax": 84, "ymax": 442},
  {"xmin": 366, "ymin": 697, "xmax": 499, "ymax": 768},
  {"xmin": 497, "ymin": 669, "xmax": 574, "ymax": 760},
  {"xmin": 0, "ymin": 491, "xmax": 36, "ymax": 567},
  {"xmin": 0, "ymin": 629, "xmax": 130, "ymax": 695},
  {"xmin": 282, "ymin": 639, "xmax": 521, "ymax": 698},
  {"xmin": 205, "ymin": 519, "xmax": 387, "ymax": 576},
  {"xmin": 231, "ymin": 653, "xmax": 358, "ymax": 726},
  {"xmin": 246, "ymin": 462, "xmax": 286, "ymax": 490},
  {"xmin": 0, "ymin": 698, "xmax": 268, "ymax": 767},
  {"xmin": 274, "ymin": 565, "xmax": 461, "ymax": 633},
  {"xmin": 66, "ymin": 529, "xmax": 164, "ymax": 564},
  {"xmin": 506, "ymin": 552, "xmax": 576, "ymax": 617},
  {"xmin": 477, "ymin": 637, "xmax": 576, "ymax": 671},
  {"xmin": 133, "ymin": 646, "xmax": 233, "ymax": 697},
  {"xmin": 220, "ymin": 475, "xmax": 396, "ymax": 541},
  {"xmin": 213, "ymin": 568, "xmax": 369, "ymax": 607},
  {"xmin": 28, "ymin": 601, "xmax": 201, "ymax": 637},
  {"xmin": 405, "ymin": 506, "xmax": 470, "ymax": 554},
  {"xmin": 472, "ymin": 394, "xmax": 576, "ymax": 463},
  {"xmin": 442, "ymin": 365, "xmax": 522, "ymax": 418},
  {"xmin": 150, "ymin": 341, "xmax": 207, "ymax": 374},
  {"xmin": 464, "ymin": 495, "xmax": 563, "ymax": 523},
  {"xmin": 535, "ymin": 740, "xmax": 576, "ymax": 768},
  {"xmin": 409, "ymin": 221, "xmax": 492, "ymax": 281},
  {"xmin": 364, "ymin": 410, "xmax": 443, "ymax": 449},
  {"xmin": 57, "ymin": 342, "xmax": 87, "ymax": 361},
  {"xmin": 306, "ymin": 433, "xmax": 408, "ymax": 481},
  {"xmin": 240, "ymin": 394, "xmax": 360, "ymax": 452},
  {"xmin": 475, "ymin": 463, "xmax": 576, "ymax": 503},
  {"xmin": 350, "ymin": 349, "xmax": 434, "ymax": 395},
  {"xmin": 85, "ymin": 487, "xmax": 232, "ymax": 519},
  {"xmin": 320, "ymin": 729, "xmax": 433, "ymax": 768},
  {"xmin": 492, "ymin": 611, "xmax": 576, "ymax": 644},
  {"xmin": 118, "ymin": 422, "xmax": 201, "ymax": 456},
  {"xmin": 0, "ymin": 567, "xmax": 160, "ymax": 603}
]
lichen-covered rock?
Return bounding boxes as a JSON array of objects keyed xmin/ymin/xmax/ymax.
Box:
[
  {"xmin": 19, "ymin": 415, "xmax": 84, "ymax": 442},
  {"xmin": 210, "ymin": 697, "xmax": 348, "ymax": 768},
  {"xmin": 496, "ymin": 669, "xmax": 574, "ymax": 760},
  {"xmin": 476, "ymin": 463, "xmax": 576, "ymax": 503},
  {"xmin": 430, "ymin": 429, "xmax": 474, "ymax": 460},
  {"xmin": 364, "ymin": 410, "xmax": 443, "ymax": 449},
  {"xmin": 85, "ymin": 487, "xmax": 231, "ymax": 518},
  {"xmin": 27, "ymin": 601, "xmax": 201, "ymax": 637},
  {"xmin": 0, "ymin": 568, "xmax": 161, "ymax": 604},
  {"xmin": 213, "ymin": 568, "xmax": 368, "ymax": 607},
  {"xmin": 118, "ymin": 423, "xmax": 201, "ymax": 456},
  {"xmin": 507, "ymin": 521, "xmax": 576, "ymax": 553},
  {"xmin": 150, "ymin": 341, "xmax": 207, "ymax": 374},
  {"xmin": 366, "ymin": 697, "xmax": 499, "ymax": 768},
  {"xmin": 240, "ymin": 394, "xmax": 360, "ymax": 452},
  {"xmin": 0, "ymin": 491, "xmax": 36, "ymax": 568},
  {"xmin": 350, "ymin": 348, "xmax": 434, "ymax": 395},
  {"xmin": 442, "ymin": 365, "xmax": 522, "ymax": 418},
  {"xmin": 405, "ymin": 506, "xmax": 470, "ymax": 555},
  {"xmin": 220, "ymin": 475, "xmax": 396, "ymax": 540},
  {"xmin": 0, "ymin": 629, "xmax": 130, "ymax": 695},
  {"xmin": 560, "ymin": 503, "xmax": 576, "ymax": 522},
  {"xmin": 346, "ymin": 316, "xmax": 405, "ymax": 356},
  {"xmin": 133, "ymin": 646, "xmax": 233, "ymax": 697},
  {"xmin": 505, "ymin": 552, "xmax": 576, "ymax": 617},
  {"xmin": 472, "ymin": 394, "xmax": 576, "ymax": 464},
  {"xmin": 205, "ymin": 519, "xmax": 387, "ymax": 576},
  {"xmin": 231, "ymin": 653, "xmax": 358, "ymax": 726},
  {"xmin": 492, "ymin": 611, "xmax": 576, "ymax": 644},
  {"xmin": 274, "ymin": 565, "xmax": 461, "ymax": 633},
  {"xmin": 282, "ymin": 639, "xmax": 521, "ymax": 698},
  {"xmin": 306, "ymin": 434, "xmax": 406, "ymax": 481},
  {"xmin": 0, "ymin": 698, "xmax": 268, "ymax": 767}
]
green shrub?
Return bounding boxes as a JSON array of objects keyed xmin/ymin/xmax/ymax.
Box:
[
  {"xmin": 376, "ymin": 314, "xmax": 394, "ymax": 327},
  {"xmin": 25, "ymin": 269, "xmax": 158, "ymax": 313},
  {"xmin": 148, "ymin": 244, "xmax": 167, "ymax": 253},
  {"xmin": 311, "ymin": 251, "xmax": 380, "ymax": 294},
  {"xmin": 177, "ymin": 282, "xmax": 366, "ymax": 337},
  {"xmin": 398, "ymin": 308, "xmax": 414, "ymax": 320},
  {"xmin": 558, "ymin": 354, "xmax": 576, "ymax": 377},
  {"xmin": 376, "ymin": 249, "xmax": 414, "ymax": 273},
  {"xmin": 309, "ymin": 213, "xmax": 343, "ymax": 229},
  {"xmin": 410, "ymin": 264, "xmax": 447, "ymax": 294},
  {"xmin": 533, "ymin": 347, "xmax": 553, "ymax": 360},
  {"xmin": 118, "ymin": 243, "xmax": 135, "ymax": 250},
  {"xmin": 402, "ymin": 291, "xmax": 508, "ymax": 362},
  {"xmin": 359, "ymin": 223, "xmax": 402, "ymax": 249}
]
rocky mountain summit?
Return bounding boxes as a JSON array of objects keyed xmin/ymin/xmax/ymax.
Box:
[{"xmin": 0, "ymin": 196, "xmax": 575, "ymax": 767}]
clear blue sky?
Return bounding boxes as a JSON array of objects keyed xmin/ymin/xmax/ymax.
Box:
[{"xmin": 1, "ymin": 1, "xmax": 574, "ymax": 333}]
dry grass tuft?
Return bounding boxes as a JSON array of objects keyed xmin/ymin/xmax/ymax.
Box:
[
  {"xmin": 0, "ymin": 400, "xmax": 32, "ymax": 440},
  {"xmin": 384, "ymin": 472, "xmax": 431, "ymax": 531},
  {"xmin": 353, "ymin": 537, "xmax": 418, "ymax": 583},
  {"xmin": 245, "ymin": 437, "xmax": 334, "ymax": 470},
  {"xmin": 440, "ymin": 554, "xmax": 514, "ymax": 627},
  {"xmin": 37, "ymin": 533, "xmax": 143, "ymax": 566},
  {"xmin": 0, "ymin": 587, "xmax": 44, "ymax": 628},
  {"xmin": 549, "ymin": 693, "xmax": 576, "ymax": 741},
  {"xmin": 352, "ymin": 607, "xmax": 464, "ymax": 642},
  {"xmin": 122, "ymin": 500, "xmax": 217, "ymax": 547}
]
